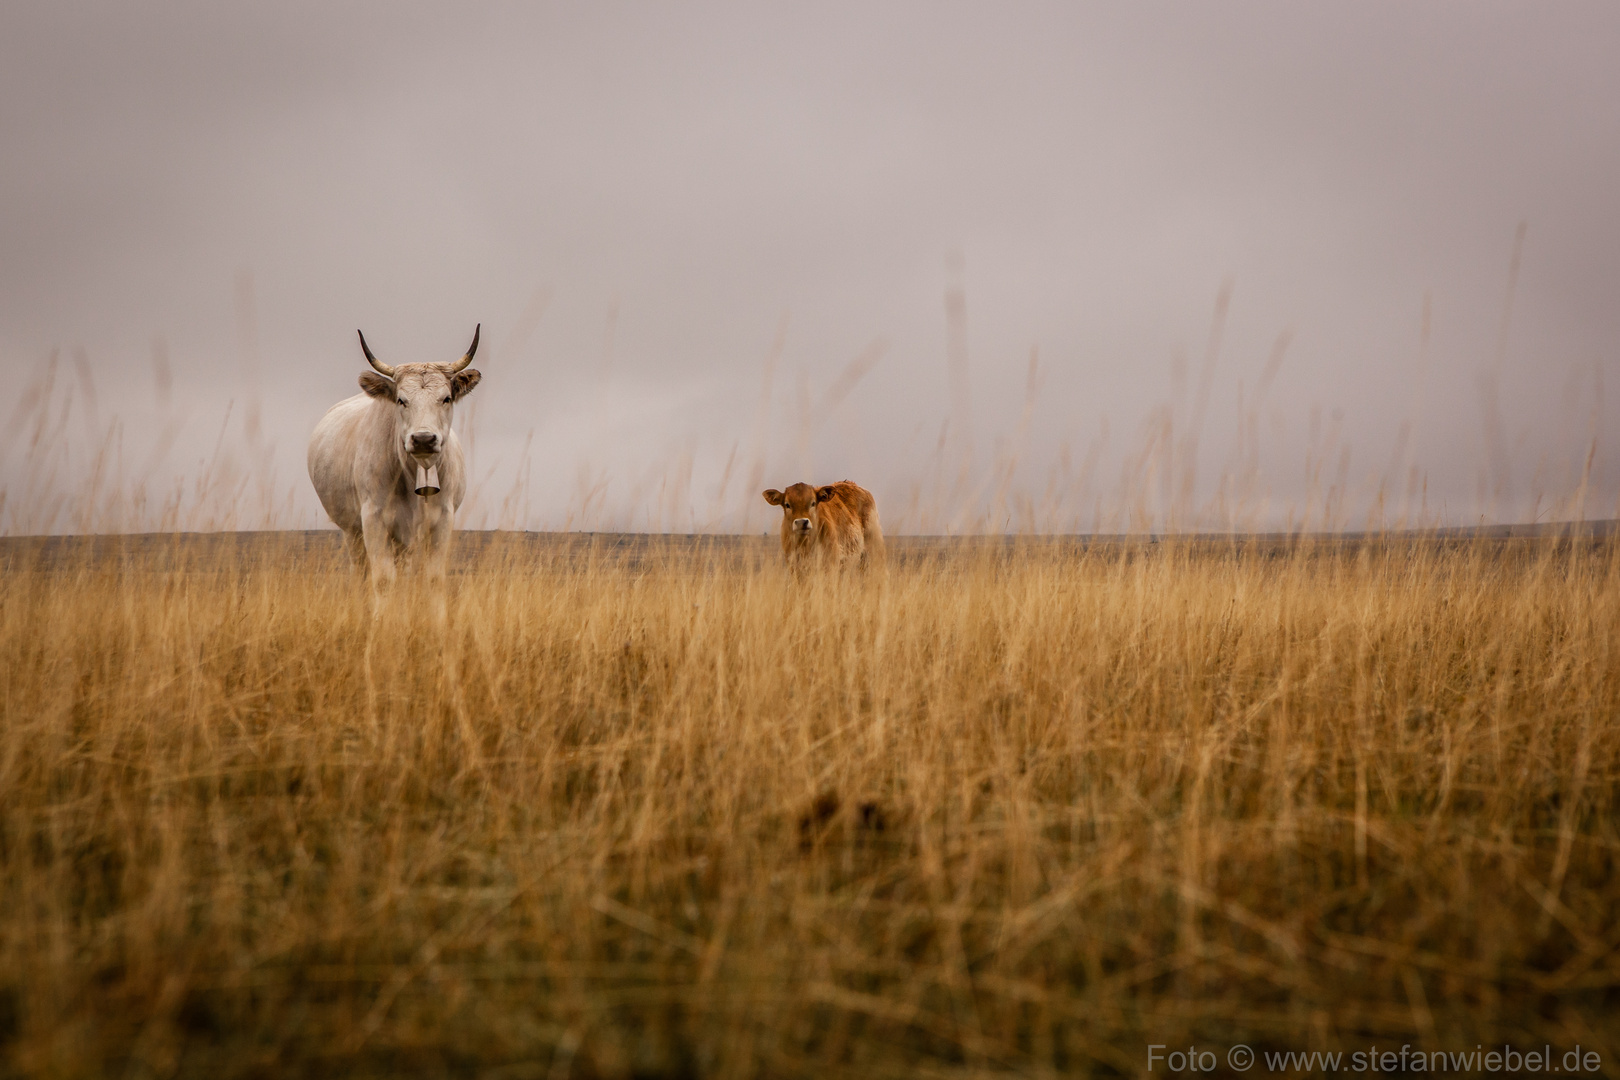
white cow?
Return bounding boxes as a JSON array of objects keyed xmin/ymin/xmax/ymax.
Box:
[{"xmin": 307, "ymin": 325, "xmax": 482, "ymax": 588}]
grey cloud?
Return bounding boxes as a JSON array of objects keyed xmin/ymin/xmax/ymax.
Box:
[{"xmin": 2, "ymin": 2, "xmax": 1617, "ymax": 532}]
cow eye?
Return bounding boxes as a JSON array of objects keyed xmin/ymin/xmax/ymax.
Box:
[
  {"xmin": 396, "ymin": 398, "xmax": 406, "ymax": 406},
  {"xmin": 441, "ymin": 396, "xmax": 451, "ymax": 404}
]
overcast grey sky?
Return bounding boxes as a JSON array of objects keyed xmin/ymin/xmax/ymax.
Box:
[{"xmin": 3, "ymin": 2, "xmax": 1616, "ymax": 533}]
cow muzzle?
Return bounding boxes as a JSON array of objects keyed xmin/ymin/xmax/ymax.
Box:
[
  {"xmin": 415, "ymin": 464, "xmax": 441, "ymax": 496},
  {"xmin": 408, "ymin": 431, "xmax": 441, "ymax": 455},
  {"xmin": 792, "ymin": 517, "xmax": 811, "ymax": 533}
]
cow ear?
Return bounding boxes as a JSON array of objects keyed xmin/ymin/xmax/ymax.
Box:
[
  {"xmin": 762, "ymin": 489, "xmax": 785, "ymax": 506},
  {"xmin": 451, "ymin": 368, "xmax": 481, "ymax": 400},
  {"xmin": 359, "ymin": 371, "xmax": 394, "ymax": 398},
  {"xmin": 816, "ymin": 486, "xmax": 836, "ymax": 503}
]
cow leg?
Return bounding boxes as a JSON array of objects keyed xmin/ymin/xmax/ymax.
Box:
[
  {"xmin": 421, "ymin": 502, "xmax": 453, "ymax": 584},
  {"xmin": 360, "ymin": 501, "xmax": 398, "ymax": 590},
  {"xmin": 342, "ymin": 528, "xmax": 369, "ymax": 576}
]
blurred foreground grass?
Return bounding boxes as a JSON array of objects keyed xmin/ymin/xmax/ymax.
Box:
[{"xmin": 1, "ymin": 534, "xmax": 1617, "ymax": 1077}]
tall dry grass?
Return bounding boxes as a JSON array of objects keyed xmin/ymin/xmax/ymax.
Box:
[{"xmin": 1, "ymin": 535, "xmax": 1618, "ymax": 1077}]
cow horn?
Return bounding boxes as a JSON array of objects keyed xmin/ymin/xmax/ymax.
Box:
[
  {"xmin": 450, "ymin": 324, "xmax": 480, "ymax": 373},
  {"xmin": 357, "ymin": 330, "xmax": 394, "ymax": 378}
]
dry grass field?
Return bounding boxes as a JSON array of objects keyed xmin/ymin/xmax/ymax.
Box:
[{"xmin": 1, "ymin": 533, "xmax": 1618, "ymax": 1077}]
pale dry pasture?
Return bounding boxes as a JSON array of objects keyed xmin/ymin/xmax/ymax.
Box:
[{"xmin": 1, "ymin": 535, "xmax": 1618, "ymax": 1077}]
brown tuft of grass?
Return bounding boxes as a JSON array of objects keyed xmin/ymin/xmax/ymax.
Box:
[{"xmin": 1, "ymin": 535, "xmax": 1618, "ymax": 1077}]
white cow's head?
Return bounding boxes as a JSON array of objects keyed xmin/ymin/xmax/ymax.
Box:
[{"xmin": 356, "ymin": 326, "xmax": 482, "ymax": 482}]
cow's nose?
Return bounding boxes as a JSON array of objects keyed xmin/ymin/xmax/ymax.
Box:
[
  {"xmin": 409, "ymin": 431, "xmax": 439, "ymax": 453},
  {"xmin": 792, "ymin": 517, "xmax": 811, "ymax": 531}
]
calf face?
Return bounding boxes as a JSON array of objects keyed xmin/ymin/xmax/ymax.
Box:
[{"xmin": 763, "ymin": 482, "xmax": 831, "ymax": 542}]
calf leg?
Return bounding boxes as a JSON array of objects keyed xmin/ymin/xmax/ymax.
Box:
[{"xmin": 861, "ymin": 511, "xmax": 885, "ymax": 569}]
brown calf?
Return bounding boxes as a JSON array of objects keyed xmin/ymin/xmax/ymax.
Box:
[{"xmin": 761, "ymin": 480, "xmax": 883, "ymax": 569}]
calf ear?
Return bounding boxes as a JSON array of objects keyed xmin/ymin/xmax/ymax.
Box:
[
  {"xmin": 359, "ymin": 371, "xmax": 394, "ymax": 398},
  {"xmin": 451, "ymin": 368, "xmax": 482, "ymax": 400},
  {"xmin": 816, "ymin": 485, "xmax": 837, "ymax": 503},
  {"xmin": 762, "ymin": 489, "xmax": 785, "ymax": 506}
]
